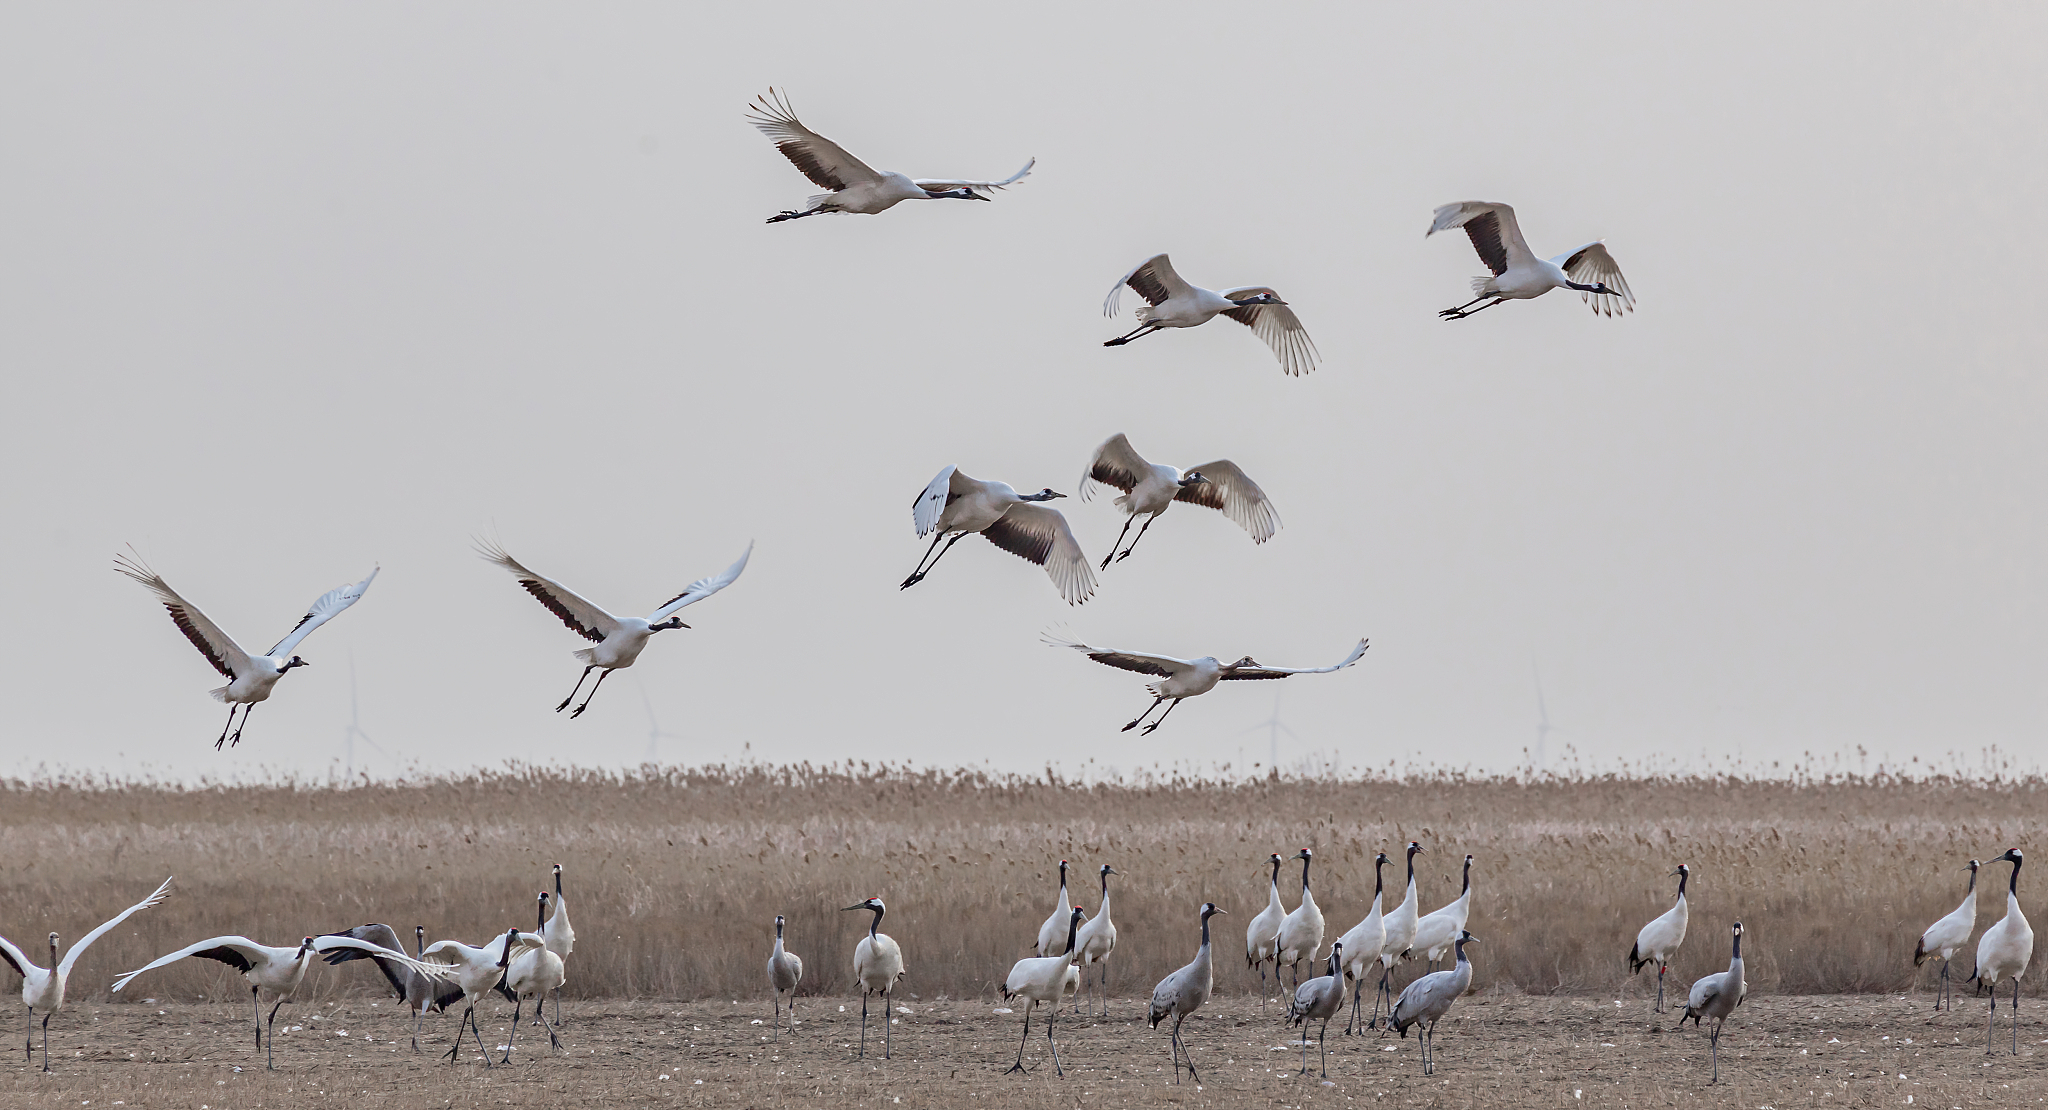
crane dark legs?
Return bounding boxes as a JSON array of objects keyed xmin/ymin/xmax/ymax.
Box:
[
  {"xmin": 1654, "ymin": 962, "xmax": 1668, "ymax": 1012},
  {"xmin": 1372, "ymin": 965, "xmax": 1397, "ymax": 1031},
  {"xmin": 1103, "ymin": 323, "xmax": 1164, "ymax": 347},
  {"xmin": 264, "ymin": 997, "xmax": 286, "ymax": 1069},
  {"xmin": 215, "ymin": 705, "xmax": 241, "ymax": 749},
  {"xmin": 1123, "ymin": 696, "xmax": 1182, "ymax": 735},
  {"xmin": 766, "ymin": 207, "xmax": 823, "ymax": 223},
  {"xmin": 1103, "ymin": 515, "xmax": 1158, "ymax": 568},
  {"xmin": 1167, "ymin": 1013, "xmax": 1199, "ymax": 1084},
  {"xmin": 227, "ymin": 703, "xmax": 257, "ymax": 748},
  {"xmin": 1346, "ymin": 973, "xmax": 1363, "ymax": 1033},
  {"xmin": 556, "ymin": 666, "xmax": 596, "ymax": 712},
  {"xmin": 569, "ymin": 668, "xmax": 614, "ymax": 718},
  {"xmin": 1708, "ymin": 1017, "xmax": 1723, "ymax": 1082},
  {"xmin": 1987, "ymin": 979, "xmax": 2020, "ymax": 1055},
  {"xmin": 1005, "ymin": 1002, "xmax": 1035, "ymax": 1075},
  {"xmin": 37, "ymin": 1010, "xmax": 49, "ymax": 1072},
  {"xmin": 1440, "ymin": 296, "xmax": 1507, "ymax": 321},
  {"xmin": 900, "ymin": 532, "xmax": 964, "ymax": 590},
  {"xmin": 1100, "ymin": 516, "xmax": 1137, "ymax": 570}
]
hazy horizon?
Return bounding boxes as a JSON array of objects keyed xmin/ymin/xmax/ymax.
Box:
[{"xmin": 5, "ymin": 5, "xmax": 2045, "ymax": 783}]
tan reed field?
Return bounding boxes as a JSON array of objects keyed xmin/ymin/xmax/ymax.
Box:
[{"xmin": 1, "ymin": 764, "xmax": 2042, "ymax": 1009}]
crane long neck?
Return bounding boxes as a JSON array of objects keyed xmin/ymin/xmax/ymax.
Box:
[
  {"xmin": 1965, "ymin": 867, "xmax": 1977, "ymax": 895},
  {"xmin": 869, "ymin": 906, "xmax": 883, "ymax": 938},
  {"xmin": 1373, "ymin": 857, "xmax": 1385, "ymax": 899},
  {"xmin": 1100, "ymin": 871, "xmax": 1113, "ymax": 909},
  {"xmin": 1676, "ymin": 869, "xmax": 1688, "ymax": 900},
  {"xmin": 1198, "ymin": 913, "xmax": 1212, "ymax": 951},
  {"xmin": 1300, "ymin": 854, "xmax": 1312, "ymax": 892},
  {"xmin": 1063, "ymin": 913, "xmax": 1081, "ymax": 957},
  {"xmin": 536, "ymin": 900, "xmax": 547, "ymax": 931},
  {"xmin": 1406, "ymin": 848, "xmax": 1418, "ymax": 887},
  {"xmin": 2011, "ymin": 856, "xmax": 2024, "ymax": 899},
  {"xmin": 1270, "ymin": 857, "xmax": 1281, "ymax": 890},
  {"xmin": 555, "ymin": 871, "xmax": 564, "ymax": 899},
  {"xmin": 1453, "ymin": 937, "xmax": 1469, "ymax": 965},
  {"xmin": 1459, "ymin": 858, "xmax": 1471, "ymax": 895},
  {"xmin": 1730, "ymin": 931, "xmax": 1742, "ymax": 963}
]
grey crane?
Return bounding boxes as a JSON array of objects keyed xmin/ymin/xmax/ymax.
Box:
[
  {"xmin": 1681, "ymin": 921, "xmax": 1747, "ymax": 1083},
  {"xmin": 1390, "ymin": 931, "xmax": 1477, "ymax": 1076},
  {"xmin": 1148, "ymin": 902, "xmax": 1224, "ymax": 1085},
  {"xmin": 1286, "ymin": 942, "xmax": 1347, "ymax": 1077},
  {"xmin": 318, "ymin": 923, "xmax": 466, "ymax": 1052}
]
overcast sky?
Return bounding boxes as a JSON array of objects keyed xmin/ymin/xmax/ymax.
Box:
[{"xmin": 3, "ymin": 5, "xmax": 2044, "ymax": 783}]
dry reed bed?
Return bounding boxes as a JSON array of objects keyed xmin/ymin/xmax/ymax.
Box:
[{"xmin": 1, "ymin": 766, "xmax": 2040, "ymax": 1005}]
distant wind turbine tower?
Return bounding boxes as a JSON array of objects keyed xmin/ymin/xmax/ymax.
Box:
[
  {"xmin": 637, "ymin": 681, "xmax": 682, "ymax": 766},
  {"xmin": 342, "ymin": 654, "xmax": 390, "ymax": 779},
  {"xmin": 1532, "ymin": 668, "xmax": 1555, "ymax": 775},
  {"xmin": 1241, "ymin": 691, "xmax": 1298, "ymax": 771}
]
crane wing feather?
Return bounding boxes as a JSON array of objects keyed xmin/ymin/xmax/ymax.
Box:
[
  {"xmin": 475, "ymin": 540, "xmax": 619, "ymax": 643},
  {"xmin": 911, "ymin": 465, "xmax": 962, "ymax": 538},
  {"xmin": 1221, "ymin": 639, "xmax": 1370, "ymax": 680},
  {"xmin": 113, "ymin": 936, "xmax": 277, "ymax": 991},
  {"xmin": 268, "ymin": 567, "xmax": 378, "ymax": 657},
  {"xmin": 647, "ymin": 542, "xmax": 753, "ymax": 623},
  {"xmin": 745, "ymin": 88, "xmax": 882, "ymax": 191},
  {"xmin": 0, "ymin": 935, "xmax": 32, "ymax": 977},
  {"xmin": 1042, "ymin": 633, "xmax": 1196, "ymax": 678},
  {"xmin": 1552, "ymin": 240, "xmax": 1635, "ymax": 316},
  {"xmin": 1175, "ymin": 459, "xmax": 1281, "ymax": 542},
  {"xmin": 1427, "ymin": 201, "xmax": 1537, "ymax": 276},
  {"xmin": 1104, "ymin": 254, "xmax": 1190, "ymax": 318},
  {"xmin": 913, "ymin": 157, "xmax": 1035, "ymax": 194},
  {"xmin": 56, "ymin": 876, "xmax": 175, "ymax": 978},
  {"xmin": 311, "ymin": 934, "xmax": 448, "ymax": 980},
  {"xmin": 115, "ymin": 554, "xmax": 251, "ymax": 679},
  {"xmin": 1080, "ymin": 433, "xmax": 1150, "ymax": 501},
  {"xmin": 1220, "ymin": 292, "xmax": 1320, "ymax": 377},
  {"xmin": 981, "ymin": 503, "xmax": 1096, "ymax": 605}
]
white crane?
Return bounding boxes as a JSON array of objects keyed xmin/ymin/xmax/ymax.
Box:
[
  {"xmin": 1426, "ymin": 201, "xmax": 1633, "ymax": 321},
  {"xmin": 1035, "ymin": 860, "xmax": 1080, "ymax": 956},
  {"xmin": 1000, "ymin": 906, "xmax": 1083, "ymax": 1076},
  {"xmin": 1103, "ymin": 254, "xmax": 1319, "ymax": 377},
  {"xmin": 1390, "ymin": 930, "xmax": 1477, "ymax": 1076},
  {"xmin": 115, "ymin": 553, "xmax": 377, "ymax": 748},
  {"xmin": 1287, "ymin": 942, "xmax": 1346, "ymax": 1078},
  {"xmin": 1276, "ymin": 848, "xmax": 1325, "ymax": 989},
  {"xmin": 746, "ymin": 88, "xmax": 1032, "ymax": 223},
  {"xmin": 1148, "ymin": 902, "xmax": 1224, "ymax": 1086},
  {"xmin": 112, "ymin": 932, "xmax": 434, "ymax": 1069},
  {"xmin": 1078, "ymin": 433, "xmax": 1280, "ymax": 570},
  {"xmin": 1337, "ymin": 851, "xmax": 1387, "ymax": 1034},
  {"xmin": 767, "ymin": 915, "xmax": 803, "ymax": 1040},
  {"xmin": 1410, "ymin": 855, "xmax": 1475, "ymax": 971},
  {"xmin": 1913, "ymin": 859, "xmax": 1979, "ymax": 1012},
  {"xmin": 319, "ymin": 923, "xmax": 466, "ymax": 1052},
  {"xmin": 420, "ymin": 928, "xmax": 548, "ymax": 1067},
  {"xmin": 1629, "ymin": 864, "xmax": 1690, "ymax": 1013},
  {"xmin": 498, "ymin": 914, "xmax": 566, "ymax": 1064},
  {"xmin": 1045, "ymin": 634, "xmax": 1368, "ymax": 735},
  {"xmin": 1244, "ymin": 853, "xmax": 1286, "ymax": 1000},
  {"xmin": 541, "ymin": 863, "xmax": 574, "ymax": 1026},
  {"xmin": 903, "ymin": 466, "xmax": 1094, "ymax": 605},
  {"xmin": 1681, "ymin": 921, "xmax": 1747, "ymax": 1083},
  {"xmin": 1372, "ymin": 841, "xmax": 1424, "ymax": 1027},
  {"xmin": 1973, "ymin": 849, "xmax": 2032, "ymax": 1055},
  {"xmin": 0, "ymin": 876, "xmax": 172, "ymax": 1072},
  {"xmin": 477, "ymin": 540, "xmax": 750, "ymax": 719},
  {"xmin": 1072, "ymin": 864, "xmax": 1118, "ymax": 1017},
  {"xmin": 842, "ymin": 897, "xmax": 905, "ymax": 1059}
]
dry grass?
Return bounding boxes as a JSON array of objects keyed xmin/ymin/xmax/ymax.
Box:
[{"xmin": 1, "ymin": 765, "xmax": 2042, "ymax": 1008}]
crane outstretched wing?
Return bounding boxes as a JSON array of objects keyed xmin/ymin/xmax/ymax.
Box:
[
  {"xmin": 269, "ymin": 567, "xmax": 378, "ymax": 657},
  {"xmin": 115, "ymin": 553, "xmax": 252, "ymax": 680},
  {"xmin": 475, "ymin": 540, "xmax": 620, "ymax": 644},
  {"xmin": 1079, "ymin": 433, "xmax": 1151, "ymax": 500},
  {"xmin": 112, "ymin": 935, "xmax": 279, "ymax": 991},
  {"xmin": 1042, "ymin": 633, "xmax": 1197, "ymax": 678},
  {"xmin": 647, "ymin": 542, "xmax": 753, "ymax": 623},
  {"xmin": 746, "ymin": 88, "xmax": 882, "ymax": 191},
  {"xmin": 311, "ymin": 934, "xmax": 450, "ymax": 980},
  {"xmin": 911, "ymin": 466, "xmax": 982, "ymax": 538},
  {"xmin": 0, "ymin": 935, "xmax": 36, "ymax": 977},
  {"xmin": 982, "ymin": 504, "xmax": 1096, "ymax": 605},
  {"xmin": 56, "ymin": 876, "xmax": 174, "ymax": 978},
  {"xmin": 1104, "ymin": 254, "xmax": 1192, "ymax": 318},
  {"xmin": 1552, "ymin": 241, "xmax": 1634, "ymax": 317},
  {"xmin": 1221, "ymin": 288, "xmax": 1320, "ymax": 377},
  {"xmin": 1221, "ymin": 639, "xmax": 1370, "ymax": 680},
  {"xmin": 1174, "ymin": 459, "xmax": 1281, "ymax": 543},
  {"xmin": 914, "ymin": 157, "xmax": 1034, "ymax": 196},
  {"xmin": 1426, "ymin": 201, "xmax": 1536, "ymax": 276}
]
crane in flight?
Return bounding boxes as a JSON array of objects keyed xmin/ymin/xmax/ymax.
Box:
[
  {"xmin": 746, "ymin": 89, "xmax": 1032, "ymax": 223},
  {"xmin": 1045, "ymin": 634, "xmax": 1367, "ymax": 735},
  {"xmin": 1426, "ymin": 201, "xmax": 1632, "ymax": 320},
  {"xmin": 1103, "ymin": 254, "xmax": 1318, "ymax": 376}
]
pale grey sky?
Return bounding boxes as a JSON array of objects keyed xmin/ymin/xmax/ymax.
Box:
[{"xmin": 3, "ymin": 4, "xmax": 2044, "ymax": 782}]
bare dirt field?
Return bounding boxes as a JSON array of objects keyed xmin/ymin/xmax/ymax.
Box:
[{"xmin": 2, "ymin": 993, "xmax": 2044, "ymax": 1109}]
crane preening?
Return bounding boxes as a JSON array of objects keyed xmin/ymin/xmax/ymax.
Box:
[
  {"xmin": 746, "ymin": 88, "xmax": 1033, "ymax": 223},
  {"xmin": 1103, "ymin": 254, "xmax": 1318, "ymax": 376},
  {"xmin": 477, "ymin": 539, "xmax": 751, "ymax": 719},
  {"xmin": 116, "ymin": 552, "xmax": 378, "ymax": 749},
  {"xmin": 1044, "ymin": 634, "xmax": 1367, "ymax": 735},
  {"xmin": 1426, "ymin": 201, "xmax": 1633, "ymax": 321}
]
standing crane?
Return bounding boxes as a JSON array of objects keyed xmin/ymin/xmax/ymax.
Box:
[
  {"xmin": 1681, "ymin": 922, "xmax": 1747, "ymax": 1083},
  {"xmin": 1035, "ymin": 861, "xmax": 1079, "ymax": 956},
  {"xmin": 842, "ymin": 897, "xmax": 905, "ymax": 1059},
  {"xmin": 1372, "ymin": 842, "xmax": 1424, "ymax": 1027},
  {"xmin": 1286, "ymin": 942, "xmax": 1346, "ymax": 1078},
  {"xmin": 1410, "ymin": 855, "xmax": 1475, "ymax": 971},
  {"xmin": 1000, "ymin": 906, "xmax": 1083, "ymax": 1076},
  {"xmin": 0, "ymin": 876, "xmax": 173, "ymax": 1071},
  {"xmin": 1072, "ymin": 865, "xmax": 1119, "ymax": 1017},
  {"xmin": 1276, "ymin": 848, "xmax": 1325, "ymax": 989},
  {"xmin": 1629, "ymin": 864, "xmax": 1690, "ymax": 1013},
  {"xmin": 1148, "ymin": 902, "xmax": 1224, "ymax": 1085},
  {"xmin": 1973, "ymin": 849, "xmax": 2032, "ymax": 1055},
  {"xmin": 767, "ymin": 915, "xmax": 803, "ymax": 1040},
  {"xmin": 1913, "ymin": 859, "xmax": 1978, "ymax": 1012},
  {"xmin": 1337, "ymin": 851, "xmax": 1388, "ymax": 1034},
  {"xmin": 1245, "ymin": 853, "xmax": 1286, "ymax": 1001},
  {"xmin": 1390, "ymin": 931, "xmax": 1478, "ymax": 1075}
]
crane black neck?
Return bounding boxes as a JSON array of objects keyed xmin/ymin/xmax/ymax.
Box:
[
  {"xmin": 1731, "ymin": 928, "xmax": 1742, "ymax": 961},
  {"xmin": 1299, "ymin": 852, "xmax": 1312, "ymax": 891},
  {"xmin": 2010, "ymin": 854, "xmax": 2024, "ymax": 896},
  {"xmin": 1459, "ymin": 857, "xmax": 1471, "ymax": 894},
  {"xmin": 1372, "ymin": 855, "xmax": 1385, "ymax": 898},
  {"xmin": 868, "ymin": 904, "xmax": 884, "ymax": 937},
  {"xmin": 1676, "ymin": 868, "xmax": 1688, "ymax": 899},
  {"xmin": 1269, "ymin": 856, "xmax": 1281, "ymax": 885},
  {"xmin": 536, "ymin": 897, "xmax": 547, "ymax": 932},
  {"xmin": 1063, "ymin": 909, "xmax": 1082, "ymax": 956},
  {"xmin": 1406, "ymin": 845, "xmax": 1419, "ymax": 883}
]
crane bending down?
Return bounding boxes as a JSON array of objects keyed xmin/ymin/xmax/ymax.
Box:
[
  {"xmin": 843, "ymin": 898, "xmax": 905, "ymax": 1059},
  {"xmin": 318, "ymin": 923, "xmax": 465, "ymax": 1052},
  {"xmin": 1973, "ymin": 849, "xmax": 2032, "ymax": 1055},
  {"xmin": 746, "ymin": 88, "xmax": 1032, "ymax": 223},
  {"xmin": 116, "ymin": 553, "xmax": 377, "ymax": 749},
  {"xmin": 1045, "ymin": 634, "xmax": 1367, "ymax": 736},
  {"xmin": 1149, "ymin": 902, "xmax": 1224, "ymax": 1085},
  {"xmin": 1000, "ymin": 906, "xmax": 1083, "ymax": 1076},
  {"xmin": 903, "ymin": 466, "xmax": 1094, "ymax": 604},
  {"xmin": 0, "ymin": 876, "xmax": 173, "ymax": 1072},
  {"xmin": 1913, "ymin": 859, "xmax": 1977, "ymax": 1012},
  {"xmin": 1390, "ymin": 931, "xmax": 1477, "ymax": 1076},
  {"xmin": 1103, "ymin": 254, "xmax": 1318, "ymax": 376},
  {"xmin": 477, "ymin": 540, "xmax": 751, "ymax": 719},
  {"xmin": 1426, "ymin": 201, "xmax": 1633, "ymax": 320},
  {"xmin": 1629, "ymin": 864, "xmax": 1690, "ymax": 1013},
  {"xmin": 1079, "ymin": 433, "xmax": 1280, "ymax": 569},
  {"xmin": 1681, "ymin": 922, "xmax": 1747, "ymax": 1083}
]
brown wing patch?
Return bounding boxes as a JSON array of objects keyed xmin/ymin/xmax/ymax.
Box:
[
  {"xmin": 520, "ymin": 581, "xmax": 606, "ymax": 643},
  {"xmin": 193, "ymin": 946, "xmax": 255, "ymax": 973},
  {"xmin": 1083, "ymin": 652, "xmax": 1177, "ymax": 678},
  {"xmin": 163, "ymin": 602, "xmax": 235, "ymax": 679},
  {"xmin": 1463, "ymin": 211, "xmax": 1510, "ymax": 276},
  {"xmin": 1126, "ymin": 262, "xmax": 1176, "ymax": 307},
  {"xmin": 981, "ymin": 513, "xmax": 1054, "ymax": 567}
]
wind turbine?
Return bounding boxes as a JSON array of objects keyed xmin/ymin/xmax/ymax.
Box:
[
  {"xmin": 342, "ymin": 653, "xmax": 391, "ymax": 779},
  {"xmin": 1240, "ymin": 690, "xmax": 1299, "ymax": 772},
  {"xmin": 1531, "ymin": 667, "xmax": 1555, "ymax": 775},
  {"xmin": 636, "ymin": 680, "xmax": 683, "ymax": 766}
]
